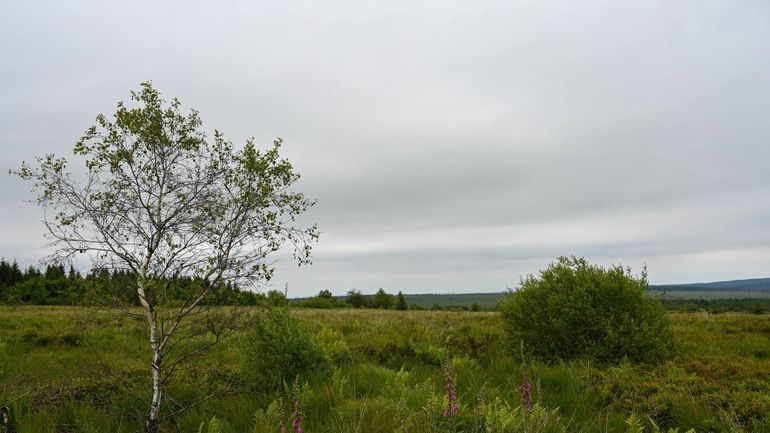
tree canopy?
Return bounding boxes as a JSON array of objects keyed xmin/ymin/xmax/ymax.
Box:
[
  {"xmin": 15, "ymin": 82, "xmax": 318, "ymax": 431},
  {"xmin": 371, "ymin": 288, "xmax": 394, "ymax": 309}
]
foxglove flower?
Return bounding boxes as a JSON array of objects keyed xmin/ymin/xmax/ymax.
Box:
[{"xmin": 443, "ymin": 361, "xmax": 458, "ymax": 417}]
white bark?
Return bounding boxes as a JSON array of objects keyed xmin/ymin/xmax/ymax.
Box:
[{"xmin": 138, "ymin": 278, "xmax": 162, "ymax": 433}]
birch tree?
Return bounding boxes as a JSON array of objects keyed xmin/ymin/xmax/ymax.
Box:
[{"xmin": 15, "ymin": 82, "xmax": 318, "ymax": 432}]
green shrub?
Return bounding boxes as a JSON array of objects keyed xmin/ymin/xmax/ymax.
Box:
[
  {"xmin": 264, "ymin": 289, "xmax": 289, "ymax": 307},
  {"xmin": 371, "ymin": 288, "xmax": 394, "ymax": 309},
  {"xmin": 499, "ymin": 257, "xmax": 674, "ymax": 364},
  {"xmin": 315, "ymin": 327, "xmax": 353, "ymax": 364},
  {"xmin": 241, "ymin": 308, "xmax": 329, "ymax": 391},
  {"xmin": 345, "ymin": 289, "xmax": 367, "ymax": 308},
  {"xmin": 395, "ymin": 291, "xmax": 408, "ymax": 310}
]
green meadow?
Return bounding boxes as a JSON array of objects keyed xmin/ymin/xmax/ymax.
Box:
[{"xmin": 2, "ymin": 306, "xmax": 769, "ymax": 433}]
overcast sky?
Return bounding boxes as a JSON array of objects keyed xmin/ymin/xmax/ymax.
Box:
[{"xmin": 2, "ymin": 1, "xmax": 769, "ymax": 296}]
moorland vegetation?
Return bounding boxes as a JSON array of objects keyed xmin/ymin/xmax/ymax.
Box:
[
  {"xmin": 1, "ymin": 306, "xmax": 769, "ymax": 432},
  {"xmin": 6, "ymin": 83, "xmax": 769, "ymax": 433}
]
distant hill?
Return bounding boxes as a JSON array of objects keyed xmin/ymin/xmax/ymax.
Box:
[{"xmin": 649, "ymin": 278, "xmax": 770, "ymax": 292}]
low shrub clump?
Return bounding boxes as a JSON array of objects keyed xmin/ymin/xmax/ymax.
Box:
[
  {"xmin": 500, "ymin": 257, "xmax": 674, "ymax": 364},
  {"xmin": 240, "ymin": 307, "xmax": 328, "ymax": 391}
]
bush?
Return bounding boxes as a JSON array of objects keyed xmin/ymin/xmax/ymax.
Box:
[
  {"xmin": 395, "ymin": 291, "xmax": 408, "ymax": 310},
  {"xmin": 241, "ymin": 308, "xmax": 329, "ymax": 391},
  {"xmin": 499, "ymin": 257, "xmax": 674, "ymax": 364},
  {"xmin": 316, "ymin": 327, "xmax": 353, "ymax": 364},
  {"xmin": 345, "ymin": 289, "xmax": 367, "ymax": 308},
  {"xmin": 371, "ymin": 288, "xmax": 394, "ymax": 309},
  {"xmin": 265, "ymin": 289, "xmax": 289, "ymax": 307}
]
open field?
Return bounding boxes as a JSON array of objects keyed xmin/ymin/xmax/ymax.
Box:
[{"xmin": 2, "ymin": 307, "xmax": 770, "ymax": 432}]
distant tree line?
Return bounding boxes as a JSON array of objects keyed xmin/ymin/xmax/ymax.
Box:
[
  {"xmin": 292, "ymin": 288, "xmax": 412, "ymax": 310},
  {"xmin": 294, "ymin": 287, "xmax": 485, "ymax": 311},
  {"xmin": 0, "ymin": 258, "xmax": 288, "ymax": 307},
  {"xmin": 0, "ymin": 259, "xmax": 491, "ymax": 311}
]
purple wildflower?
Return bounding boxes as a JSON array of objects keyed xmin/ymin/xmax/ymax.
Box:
[
  {"xmin": 291, "ymin": 414, "xmax": 302, "ymax": 433},
  {"xmin": 520, "ymin": 374, "xmax": 533, "ymax": 411},
  {"xmin": 291, "ymin": 379, "xmax": 304, "ymax": 433},
  {"xmin": 443, "ymin": 361, "xmax": 458, "ymax": 417}
]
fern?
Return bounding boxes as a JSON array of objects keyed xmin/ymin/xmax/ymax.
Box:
[{"xmin": 197, "ymin": 416, "xmax": 223, "ymax": 433}]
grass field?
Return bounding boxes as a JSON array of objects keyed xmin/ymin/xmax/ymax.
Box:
[{"xmin": 2, "ymin": 307, "xmax": 770, "ymax": 432}]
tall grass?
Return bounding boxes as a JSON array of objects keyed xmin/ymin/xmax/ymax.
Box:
[{"xmin": 1, "ymin": 307, "xmax": 768, "ymax": 432}]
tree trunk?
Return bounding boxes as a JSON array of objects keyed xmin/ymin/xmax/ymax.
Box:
[
  {"xmin": 146, "ymin": 316, "xmax": 162, "ymax": 433},
  {"xmin": 139, "ymin": 279, "xmax": 163, "ymax": 433}
]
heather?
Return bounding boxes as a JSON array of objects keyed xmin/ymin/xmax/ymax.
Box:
[{"xmin": 1, "ymin": 307, "xmax": 769, "ymax": 432}]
